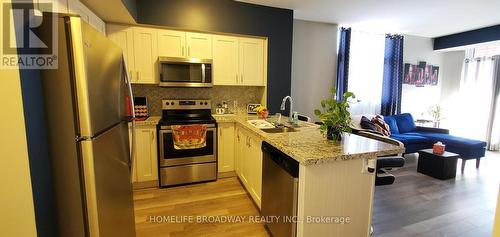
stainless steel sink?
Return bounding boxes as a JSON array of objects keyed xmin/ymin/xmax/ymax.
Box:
[{"xmin": 261, "ymin": 127, "xmax": 298, "ymax": 133}]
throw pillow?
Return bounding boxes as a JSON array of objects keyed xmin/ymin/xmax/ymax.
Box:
[
  {"xmin": 360, "ymin": 116, "xmax": 378, "ymax": 131},
  {"xmin": 371, "ymin": 116, "xmax": 391, "ymax": 136}
]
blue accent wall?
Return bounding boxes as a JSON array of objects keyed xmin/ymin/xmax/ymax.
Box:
[
  {"xmin": 135, "ymin": 0, "xmax": 294, "ymax": 113},
  {"xmin": 434, "ymin": 24, "xmax": 500, "ymax": 50}
]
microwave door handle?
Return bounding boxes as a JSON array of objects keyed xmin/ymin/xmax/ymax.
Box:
[{"xmin": 201, "ymin": 64, "xmax": 206, "ymax": 83}]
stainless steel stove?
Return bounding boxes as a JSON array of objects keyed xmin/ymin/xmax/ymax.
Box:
[{"xmin": 157, "ymin": 99, "xmax": 217, "ymax": 187}]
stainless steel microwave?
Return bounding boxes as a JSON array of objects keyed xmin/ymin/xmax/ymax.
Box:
[{"xmin": 158, "ymin": 57, "xmax": 212, "ymax": 87}]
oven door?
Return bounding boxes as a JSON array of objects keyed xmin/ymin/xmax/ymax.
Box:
[
  {"xmin": 159, "ymin": 57, "xmax": 212, "ymax": 87},
  {"xmin": 159, "ymin": 125, "xmax": 216, "ymax": 166}
]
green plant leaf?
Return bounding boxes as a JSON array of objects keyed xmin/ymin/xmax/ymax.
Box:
[
  {"xmin": 314, "ymin": 109, "xmax": 321, "ymax": 116},
  {"xmin": 330, "ymin": 88, "xmax": 337, "ymax": 95},
  {"xmin": 314, "ymin": 88, "xmax": 356, "ymax": 137}
]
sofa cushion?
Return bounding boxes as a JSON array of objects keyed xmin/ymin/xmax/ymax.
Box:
[
  {"xmin": 351, "ymin": 114, "xmax": 378, "ymax": 130},
  {"xmin": 406, "ymin": 132, "xmax": 487, "ymax": 148},
  {"xmin": 383, "ymin": 116, "xmax": 399, "ymax": 134},
  {"xmin": 371, "ymin": 116, "xmax": 391, "ymax": 136},
  {"xmin": 393, "ymin": 113, "xmax": 417, "ymax": 133},
  {"xmin": 360, "ymin": 116, "xmax": 378, "ymax": 131},
  {"xmin": 390, "ymin": 134, "xmax": 429, "ymax": 145}
]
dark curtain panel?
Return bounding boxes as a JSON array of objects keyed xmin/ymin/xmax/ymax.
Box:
[
  {"xmin": 336, "ymin": 27, "xmax": 351, "ymax": 101},
  {"xmin": 381, "ymin": 34, "xmax": 404, "ymax": 115}
]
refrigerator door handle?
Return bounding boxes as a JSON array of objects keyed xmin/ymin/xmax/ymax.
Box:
[{"xmin": 123, "ymin": 54, "xmax": 136, "ymax": 175}]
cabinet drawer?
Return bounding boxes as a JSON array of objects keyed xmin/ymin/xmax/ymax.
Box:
[{"xmin": 160, "ymin": 163, "xmax": 217, "ymax": 187}]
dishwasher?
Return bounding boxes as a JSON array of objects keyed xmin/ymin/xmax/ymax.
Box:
[{"xmin": 261, "ymin": 142, "xmax": 299, "ymax": 237}]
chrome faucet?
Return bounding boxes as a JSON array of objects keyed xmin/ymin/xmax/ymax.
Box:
[{"xmin": 280, "ymin": 96, "xmax": 293, "ymax": 123}]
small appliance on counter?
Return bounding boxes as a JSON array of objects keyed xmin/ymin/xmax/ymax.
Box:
[
  {"xmin": 215, "ymin": 101, "xmax": 232, "ymax": 115},
  {"xmin": 215, "ymin": 105, "xmax": 226, "ymax": 115},
  {"xmin": 134, "ymin": 97, "xmax": 149, "ymax": 121},
  {"xmin": 247, "ymin": 103, "xmax": 262, "ymax": 114}
]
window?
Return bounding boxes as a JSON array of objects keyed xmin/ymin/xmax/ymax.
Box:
[{"xmin": 347, "ymin": 30, "xmax": 386, "ymax": 115}]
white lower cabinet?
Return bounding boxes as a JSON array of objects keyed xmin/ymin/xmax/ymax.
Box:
[
  {"xmin": 235, "ymin": 125, "xmax": 263, "ymax": 208},
  {"xmin": 217, "ymin": 123, "xmax": 235, "ymax": 173},
  {"xmin": 129, "ymin": 125, "xmax": 158, "ymax": 189}
]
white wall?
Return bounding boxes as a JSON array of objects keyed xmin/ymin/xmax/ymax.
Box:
[
  {"xmin": 402, "ymin": 35, "xmax": 466, "ymax": 123},
  {"xmin": 439, "ymin": 50, "xmax": 465, "ymax": 127},
  {"xmin": 291, "ymin": 20, "xmax": 338, "ymax": 121},
  {"xmin": 401, "ymin": 35, "xmax": 444, "ymax": 118},
  {"xmin": 0, "ymin": 0, "xmax": 37, "ymax": 236}
]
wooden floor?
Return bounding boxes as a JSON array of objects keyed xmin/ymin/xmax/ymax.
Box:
[
  {"xmin": 133, "ymin": 176, "xmax": 269, "ymax": 237},
  {"xmin": 372, "ymin": 152, "xmax": 500, "ymax": 237},
  {"xmin": 133, "ymin": 153, "xmax": 500, "ymax": 237}
]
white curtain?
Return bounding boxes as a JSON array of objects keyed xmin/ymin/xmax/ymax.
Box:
[
  {"xmin": 347, "ymin": 30, "xmax": 386, "ymax": 115},
  {"xmin": 449, "ymin": 56, "xmax": 495, "ymax": 141},
  {"xmin": 486, "ymin": 56, "xmax": 500, "ymax": 150}
]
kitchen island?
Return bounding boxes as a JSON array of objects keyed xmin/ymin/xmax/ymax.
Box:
[{"xmin": 214, "ymin": 114, "xmax": 405, "ymax": 237}]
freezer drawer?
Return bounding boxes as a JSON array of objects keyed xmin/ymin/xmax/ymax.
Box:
[
  {"xmin": 160, "ymin": 163, "xmax": 217, "ymax": 187},
  {"xmin": 80, "ymin": 122, "xmax": 135, "ymax": 237}
]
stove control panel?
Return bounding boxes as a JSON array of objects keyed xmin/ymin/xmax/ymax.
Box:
[{"xmin": 162, "ymin": 99, "xmax": 211, "ymax": 110}]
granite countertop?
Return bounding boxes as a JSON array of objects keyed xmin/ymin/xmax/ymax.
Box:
[
  {"xmin": 133, "ymin": 116, "xmax": 161, "ymax": 126},
  {"xmin": 213, "ymin": 114, "xmax": 405, "ymax": 166},
  {"xmin": 129, "ymin": 114, "xmax": 405, "ymax": 166}
]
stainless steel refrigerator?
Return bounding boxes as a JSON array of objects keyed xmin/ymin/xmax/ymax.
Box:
[{"xmin": 39, "ymin": 14, "xmax": 136, "ymax": 236}]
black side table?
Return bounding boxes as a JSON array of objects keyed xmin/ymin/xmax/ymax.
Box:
[{"xmin": 417, "ymin": 149, "xmax": 460, "ymax": 180}]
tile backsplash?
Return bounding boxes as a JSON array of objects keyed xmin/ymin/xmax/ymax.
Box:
[{"xmin": 132, "ymin": 85, "xmax": 265, "ymax": 116}]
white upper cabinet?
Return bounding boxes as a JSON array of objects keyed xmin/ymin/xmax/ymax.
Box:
[
  {"xmin": 35, "ymin": 0, "xmax": 105, "ymax": 34},
  {"xmin": 107, "ymin": 25, "xmax": 135, "ymax": 81},
  {"xmin": 213, "ymin": 35, "xmax": 239, "ymax": 85},
  {"xmin": 157, "ymin": 29, "xmax": 186, "ymax": 58},
  {"xmin": 213, "ymin": 36, "xmax": 265, "ymax": 86},
  {"xmin": 157, "ymin": 31, "xmax": 212, "ymax": 59},
  {"xmin": 186, "ymin": 32, "xmax": 212, "ymax": 59},
  {"xmin": 67, "ymin": 0, "xmax": 106, "ymax": 34},
  {"xmin": 107, "ymin": 24, "xmax": 266, "ymax": 86},
  {"xmin": 35, "ymin": 0, "xmax": 68, "ymax": 13},
  {"xmin": 133, "ymin": 27, "xmax": 158, "ymax": 84},
  {"xmin": 239, "ymin": 38, "xmax": 264, "ymax": 86}
]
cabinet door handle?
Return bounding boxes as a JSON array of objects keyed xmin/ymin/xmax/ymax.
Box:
[
  {"xmin": 182, "ymin": 46, "xmax": 185, "ymax": 56},
  {"xmin": 150, "ymin": 131, "xmax": 154, "ymax": 141},
  {"xmin": 136, "ymin": 71, "xmax": 139, "ymax": 82},
  {"xmin": 241, "ymin": 74, "xmax": 244, "ymax": 83},
  {"xmin": 188, "ymin": 46, "xmax": 191, "ymax": 56},
  {"xmin": 235, "ymin": 74, "xmax": 238, "ymax": 83},
  {"xmin": 220, "ymin": 128, "xmax": 222, "ymax": 137}
]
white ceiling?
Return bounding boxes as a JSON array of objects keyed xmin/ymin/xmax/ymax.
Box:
[{"xmin": 238, "ymin": 0, "xmax": 500, "ymax": 38}]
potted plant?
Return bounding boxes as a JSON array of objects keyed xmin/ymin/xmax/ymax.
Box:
[
  {"xmin": 314, "ymin": 88, "xmax": 355, "ymax": 141},
  {"xmin": 428, "ymin": 105, "xmax": 444, "ymax": 128}
]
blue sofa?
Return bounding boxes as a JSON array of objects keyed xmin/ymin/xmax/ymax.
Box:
[{"xmin": 383, "ymin": 113, "xmax": 487, "ymax": 171}]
